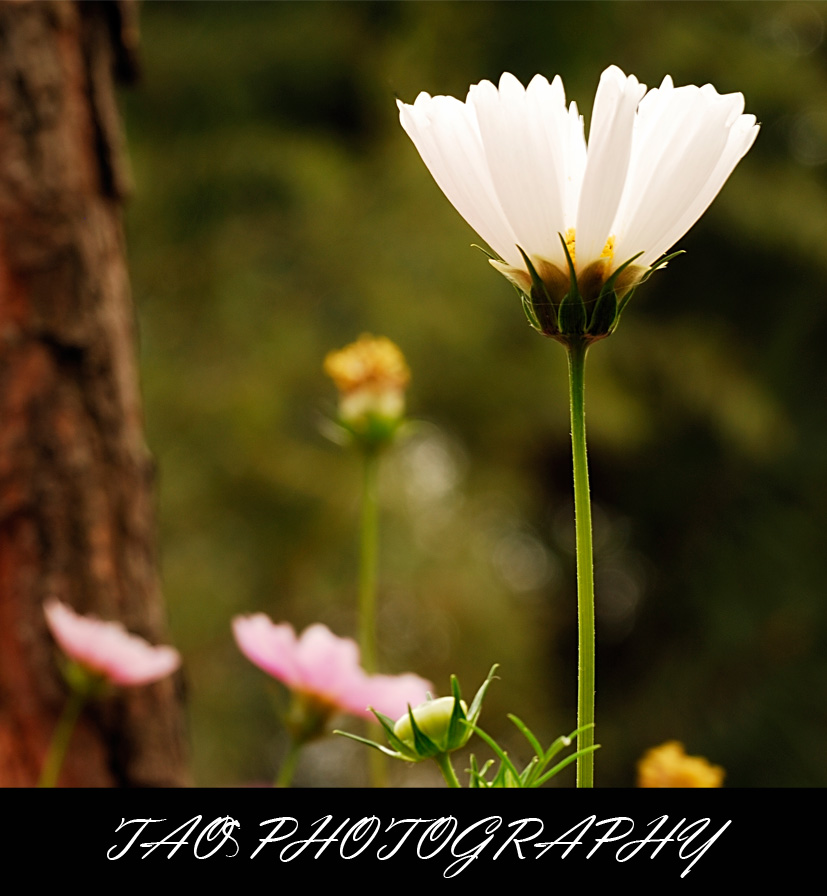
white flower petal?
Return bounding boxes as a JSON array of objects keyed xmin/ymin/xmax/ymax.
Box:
[
  {"xmin": 564, "ymin": 100, "xmax": 588, "ymax": 225},
  {"xmin": 398, "ymin": 67, "xmax": 757, "ymax": 290},
  {"xmin": 576, "ymin": 66, "xmax": 646, "ymax": 266},
  {"xmin": 636, "ymin": 112, "xmax": 759, "ymax": 266},
  {"xmin": 398, "ymin": 92, "xmax": 521, "ymax": 266},
  {"xmin": 468, "ymin": 73, "xmax": 571, "ymax": 268},
  {"xmin": 612, "ymin": 83, "xmax": 756, "ymax": 265}
]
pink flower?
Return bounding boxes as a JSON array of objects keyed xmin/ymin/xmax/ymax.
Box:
[
  {"xmin": 44, "ymin": 600, "xmax": 181, "ymax": 686},
  {"xmin": 232, "ymin": 615, "xmax": 432, "ymax": 719}
]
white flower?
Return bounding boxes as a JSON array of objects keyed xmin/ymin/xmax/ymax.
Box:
[{"xmin": 398, "ymin": 66, "xmax": 758, "ymax": 325}]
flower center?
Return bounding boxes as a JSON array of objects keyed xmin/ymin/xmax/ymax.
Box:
[
  {"xmin": 563, "ymin": 228, "xmax": 615, "ymax": 269},
  {"xmin": 564, "ymin": 227, "xmax": 577, "ymax": 264}
]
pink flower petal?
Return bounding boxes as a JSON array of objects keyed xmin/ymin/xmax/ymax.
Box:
[
  {"xmin": 232, "ymin": 614, "xmax": 432, "ymax": 720},
  {"xmin": 44, "ymin": 600, "xmax": 180, "ymax": 686}
]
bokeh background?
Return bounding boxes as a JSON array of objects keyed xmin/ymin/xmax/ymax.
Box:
[{"xmin": 121, "ymin": 0, "xmax": 827, "ymax": 786}]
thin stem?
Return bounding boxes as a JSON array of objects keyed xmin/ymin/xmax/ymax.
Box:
[
  {"xmin": 434, "ymin": 752, "xmax": 462, "ymax": 788},
  {"xmin": 358, "ymin": 448, "xmax": 386, "ymax": 787},
  {"xmin": 358, "ymin": 449, "xmax": 380, "ymax": 675},
  {"xmin": 37, "ymin": 687, "xmax": 87, "ymax": 788},
  {"xmin": 566, "ymin": 340, "xmax": 596, "ymax": 788},
  {"xmin": 275, "ymin": 738, "xmax": 302, "ymax": 788}
]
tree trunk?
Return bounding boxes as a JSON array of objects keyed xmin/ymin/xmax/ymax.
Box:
[{"xmin": 0, "ymin": 0, "xmax": 188, "ymax": 786}]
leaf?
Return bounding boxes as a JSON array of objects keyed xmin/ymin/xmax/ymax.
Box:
[
  {"xmin": 465, "ymin": 721, "xmax": 521, "ymax": 784},
  {"xmin": 534, "ymin": 744, "xmax": 600, "ymax": 787},
  {"xmin": 467, "ymin": 664, "xmax": 499, "ymax": 724},
  {"xmin": 507, "ymin": 713, "xmax": 543, "ymax": 759}
]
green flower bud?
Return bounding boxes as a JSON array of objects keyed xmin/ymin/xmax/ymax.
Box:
[
  {"xmin": 393, "ymin": 696, "xmax": 469, "ymax": 753},
  {"xmin": 334, "ymin": 665, "xmax": 499, "ymax": 769}
]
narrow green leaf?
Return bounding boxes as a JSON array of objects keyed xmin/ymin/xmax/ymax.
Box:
[
  {"xmin": 534, "ymin": 744, "xmax": 600, "ymax": 787},
  {"xmin": 466, "ymin": 722, "xmax": 521, "ymax": 783},
  {"xmin": 467, "ymin": 664, "xmax": 499, "ymax": 723},
  {"xmin": 520, "ymin": 755, "xmax": 540, "ymax": 787},
  {"xmin": 507, "ymin": 714, "xmax": 543, "ymax": 759}
]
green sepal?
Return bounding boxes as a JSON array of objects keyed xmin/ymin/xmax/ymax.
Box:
[
  {"xmin": 587, "ymin": 250, "xmax": 643, "ymax": 336},
  {"xmin": 445, "ymin": 675, "xmax": 469, "ymax": 749},
  {"xmin": 337, "ymin": 413, "xmax": 405, "ymax": 453},
  {"xmin": 371, "ymin": 708, "xmax": 421, "ymax": 760},
  {"xmin": 405, "ymin": 703, "xmax": 442, "ymax": 758},
  {"xmin": 558, "ymin": 232, "xmax": 577, "ymax": 285},
  {"xmin": 471, "ymin": 244, "xmax": 499, "ymax": 261},
  {"xmin": 586, "ymin": 288, "xmax": 618, "ymax": 338},
  {"xmin": 556, "ymin": 235, "xmax": 586, "ymax": 336},
  {"xmin": 617, "ymin": 249, "xmax": 683, "ymax": 316},
  {"xmin": 603, "ymin": 250, "xmax": 645, "ymax": 293},
  {"xmin": 61, "ymin": 658, "xmax": 110, "ymax": 700},
  {"xmin": 517, "ymin": 246, "xmax": 558, "ymax": 336},
  {"xmin": 519, "ymin": 288, "xmax": 542, "ymax": 333},
  {"xmin": 333, "ymin": 729, "xmax": 406, "ymax": 759},
  {"xmin": 558, "ymin": 290, "xmax": 587, "ymax": 337}
]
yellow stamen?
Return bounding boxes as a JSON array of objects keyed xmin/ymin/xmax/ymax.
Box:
[
  {"xmin": 600, "ymin": 235, "xmax": 615, "ymax": 264},
  {"xmin": 562, "ymin": 229, "xmax": 615, "ymax": 269},
  {"xmin": 564, "ymin": 228, "xmax": 577, "ymax": 265}
]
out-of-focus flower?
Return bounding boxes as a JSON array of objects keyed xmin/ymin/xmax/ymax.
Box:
[
  {"xmin": 232, "ymin": 615, "xmax": 431, "ymax": 723},
  {"xmin": 324, "ymin": 335, "xmax": 410, "ymax": 444},
  {"xmin": 44, "ymin": 599, "xmax": 181, "ymax": 687},
  {"xmin": 398, "ymin": 66, "xmax": 758, "ymax": 342},
  {"xmin": 637, "ymin": 740, "xmax": 725, "ymax": 787}
]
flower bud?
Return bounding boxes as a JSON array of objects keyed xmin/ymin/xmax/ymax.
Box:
[
  {"xmin": 393, "ymin": 696, "xmax": 469, "ymax": 755},
  {"xmin": 324, "ymin": 334, "xmax": 410, "ymax": 448},
  {"xmin": 637, "ymin": 740, "xmax": 724, "ymax": 788}
]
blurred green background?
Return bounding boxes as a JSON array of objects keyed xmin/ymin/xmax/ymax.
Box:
[{"xmin": 122, "ymin": 0, "xmax": 827, "ymax": 786}]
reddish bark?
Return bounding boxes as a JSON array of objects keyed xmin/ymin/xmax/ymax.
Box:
[{"xmin": 0, "ymin": 1, "xmax": 188, "ymax": 786}]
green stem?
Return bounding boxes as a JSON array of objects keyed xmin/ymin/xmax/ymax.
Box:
[
  {"xmin": 566, "ymin": 340, "xmax": 596, "ymax": 788},
  {"xmin": 359, "ymin": 448, "xmax": 387, "ymax": 787},
  {"xmin": 359, "ymin": 449, "xmax": 380, "ymax": 675},
  {"xmin": 37, "ymin": 687, "xmax": 87, "ymax": 788},
  {"xmin": 275, "ymin": 738, "xmax": 302, "ymax": 788},
  {"xmin": 434, "ymin": 752, "xmax": 462, "ymax": 788}
]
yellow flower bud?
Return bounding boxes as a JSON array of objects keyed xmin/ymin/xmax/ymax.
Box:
[
  {"xmin": 323, "ymin": 335, "xmax": 410, "ymax": 444},
  {"xmin": 637, "ymin": 740, "xmax": 724, "ymax": 788}
]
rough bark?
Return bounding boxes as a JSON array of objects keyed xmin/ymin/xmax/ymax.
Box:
[{"xmin": 0, "ymin": 0, "xmax": 188, "ymax": 786}]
